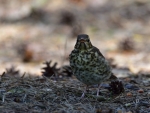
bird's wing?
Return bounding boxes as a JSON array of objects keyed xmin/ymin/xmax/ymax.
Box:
[
  {"xmin": 109, "ymin": 73, "xmax": 118, "ymax": 80},
  {"xmin": 90, "ymin": 46, "xmax": 113, "ymax": 78},
  {"xmin": 91, "ymin": 47, "xmax": 118, "ymax": 80},
  {"xmin": 90, "ymin": 46, "xmax": 105, "ymax": 58}
]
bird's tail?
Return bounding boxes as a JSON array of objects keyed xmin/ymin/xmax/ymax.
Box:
[{"xmin": 109, "ymin": 73, "xmax": 118, "ymax": 80}]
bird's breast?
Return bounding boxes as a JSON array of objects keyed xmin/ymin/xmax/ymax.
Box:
[
  {"xmin": 76, "ymin": 52, "xmax": 92, "ymax": 66},
  {"xmin": 70, "ymin": 49, "xmax": 105, "ymax": 71}
]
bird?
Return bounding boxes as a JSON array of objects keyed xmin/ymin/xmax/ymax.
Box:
[{"xmin": 69, "ymin": 34, "xmax": 117, "ymax": 98}]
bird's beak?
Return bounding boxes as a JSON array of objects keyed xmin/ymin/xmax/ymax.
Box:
[{"xmin": 79, "ymin": 39, "xmax": 86, "ymax": 43}]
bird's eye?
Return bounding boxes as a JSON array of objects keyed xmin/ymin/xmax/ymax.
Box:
[{"xmin": 87, "ymin": 39, "xmax": 90, "ymax": 42}]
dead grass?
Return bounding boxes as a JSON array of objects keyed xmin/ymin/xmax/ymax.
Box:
[{"xmin": 0, "ymin": 71, "xmax": 150, "ymax": 113}]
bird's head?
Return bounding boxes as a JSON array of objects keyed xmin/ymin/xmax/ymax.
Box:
[{"xmin": 75, "ymin": 34, "xmax": 93, "ymax": 50}]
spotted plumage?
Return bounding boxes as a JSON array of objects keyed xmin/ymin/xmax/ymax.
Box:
[{"xmin": 69, "ymin": 34, "xmax": 117, "ymax": 97}]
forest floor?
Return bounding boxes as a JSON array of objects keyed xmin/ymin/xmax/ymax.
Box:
[{"xmin": 0, "ymin": 0, "xmax": 150, "ymax": 112}]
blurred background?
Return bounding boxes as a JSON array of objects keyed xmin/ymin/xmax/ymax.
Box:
[{"xmin": 0, "ymin": 0, "xmax": 150, "ymax": 76}]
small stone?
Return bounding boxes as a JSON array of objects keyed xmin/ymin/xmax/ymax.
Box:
[
  {"xmin": 127, "ymin": 111, "xmax": 132, "ymax": 113},
  {"xmin": 125, "ymin": 103, "xmax": 132, "ymax": 107},
  {"xmin": 147, "ymin": 91, "xmax": 150, "ymax": 96},
  {"xmin": 127, "ymin": 92, "xmax": 132, "ymax": 97},
  {"xmin": 143, "ymin": 80, "xmax": 150, "ymax": 86},
  {"xmin": 125, "ymin": 83, "xmax": 139, "ymax": 90},
  {"xmin": 124, "ymin": 78, "xmax": 130, "ymax": 82},
  {"xmin": 116, "ymin": 107, "xmax": 126, "ymax": 113},
  {"xmin": 139, "ymin": 101, "xmax": 150, "ymax": 107},
  {"xmin": 117, "ymin": 109, "xmax": 122, "ymax": 113},
  {"xmin": 138, "ymin": 89, "xmax": 144, "ymax": 93}
]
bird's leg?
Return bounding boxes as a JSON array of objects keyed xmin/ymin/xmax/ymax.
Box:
[
  {"xmin": 81, "ymin": 85, "xmax": 88, "ymax": 98},
  {"xmin": 97, "ymin": 84, "xmax": 101, "ymax": 96}
]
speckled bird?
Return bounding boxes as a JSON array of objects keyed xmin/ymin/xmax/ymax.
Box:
[{"xmin": 69, "ymin": 34, "xmax": 117, "ymax": 97}]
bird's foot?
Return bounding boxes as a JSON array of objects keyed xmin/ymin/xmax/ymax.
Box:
[
  {"xmin": 81, "ymin": 92, "xmax": 85, "ymax": 98},
  {"xmin": 97, "ymin": 84, "xmax": 101, "ymax": 96},
  {"xmin": 96, "ymin": 91, "xmax": 99, "ymax": 96},
  {"xmin": 80, "ymin": 85, "xmax": 88, "ymax": 98}
]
